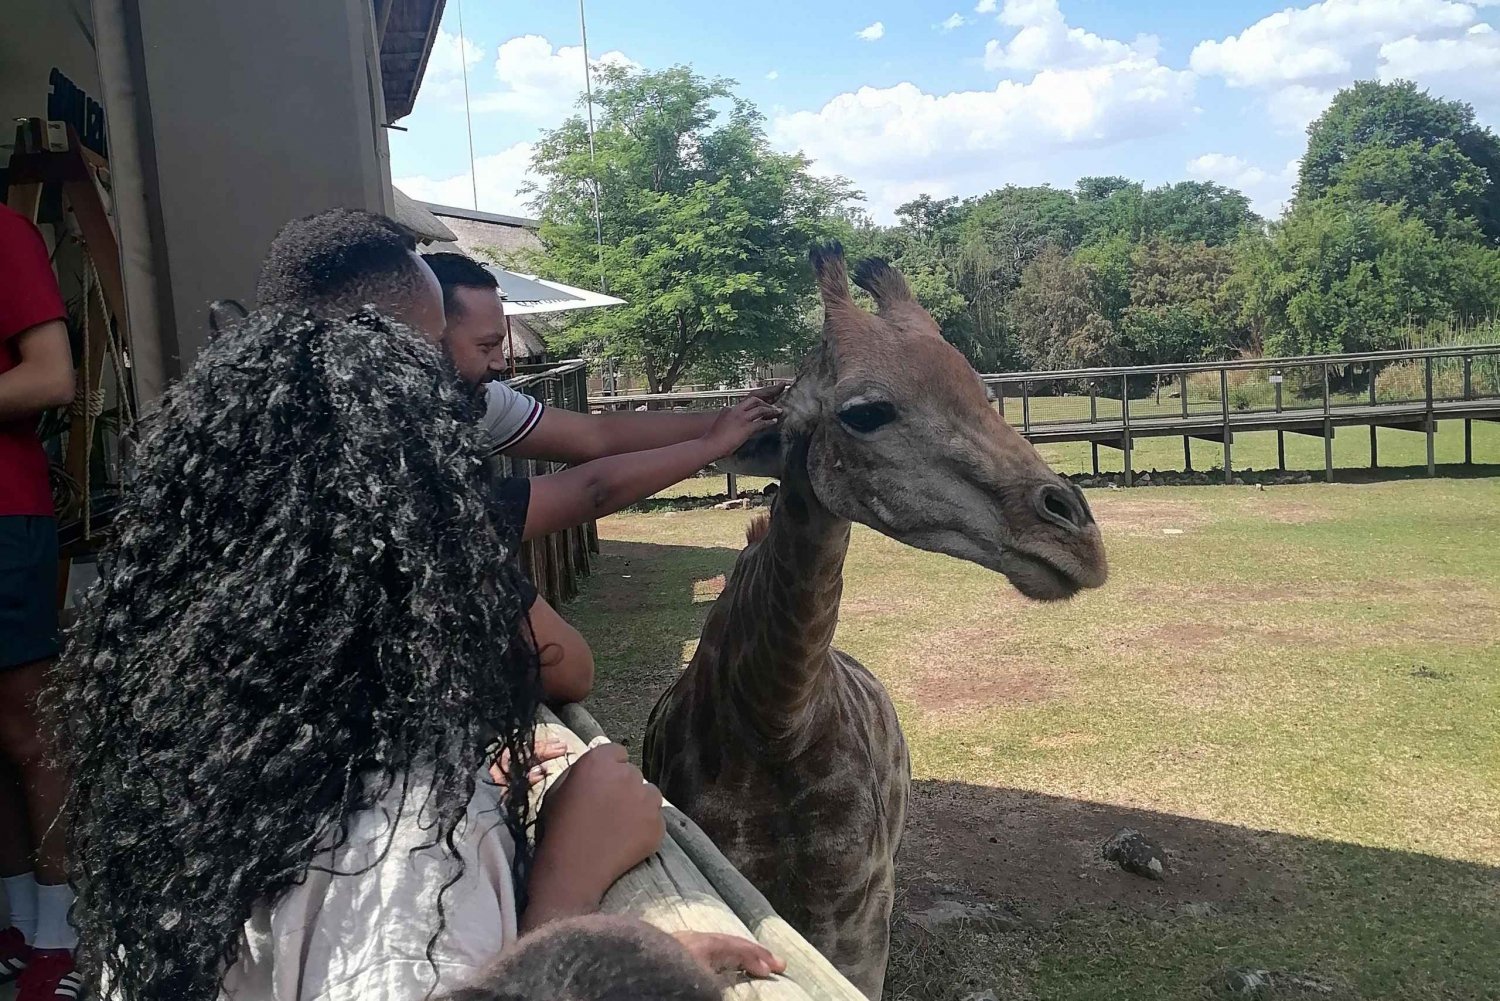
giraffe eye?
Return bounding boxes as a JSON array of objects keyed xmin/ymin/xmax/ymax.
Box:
[{"xmin": 837, "ymin": 400, "xmax": 898, "ymax": 434}]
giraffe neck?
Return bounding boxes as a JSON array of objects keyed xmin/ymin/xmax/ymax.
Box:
[{"xmin": 712, "ymin": 440, "xmax": 850, "ymax": 741}]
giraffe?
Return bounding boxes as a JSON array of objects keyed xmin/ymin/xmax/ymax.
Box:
[{"xmin": 642, "ymin": 243, "xmax": 1109, "ymax": 998}]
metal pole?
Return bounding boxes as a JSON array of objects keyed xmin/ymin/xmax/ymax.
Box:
[
  {"xmin": 579, "ymin": 0, "xmax": 607, "ymax": 292},
  {"xmin": 1122, "ymin": 374, "xmax": 1133, "ymax": 487},
  {"xmin": 1021, "ymin": 380, "xmax": 1031, "ymax": 434},
  {"xmin": 456, "ymin": 0, "xmax": 479, "ymax": 210},
  {"xmin": 1369, "ymin": 363, "xmax": 1378, "ymax": 470},
  {"xmin": 1220, "ymin": 367, "xmax": 1231, "ymax": 484}
]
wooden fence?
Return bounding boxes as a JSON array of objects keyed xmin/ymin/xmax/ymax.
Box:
[
  {"xmin": 495, "ymin": 359, "xmax": 596, "ymax": 606},
  {"xmin": 536, "ymin": 703, "xmax": 866, "ymax": 1000},
  {"xmin": 588, "ymin": 344, "xmax": 1500, "ymax": 490}
]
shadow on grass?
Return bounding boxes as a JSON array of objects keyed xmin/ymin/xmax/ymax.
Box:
[
  {"xmin": 570, "ymin": 538, "xmax": 744, "ymax": 751},
  {"xmin": 890, "ymin": 780, "xmax": 1499, "ymax": 1001}
]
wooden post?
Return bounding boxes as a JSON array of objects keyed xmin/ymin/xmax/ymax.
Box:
[
  {"xmin": 1463, "ymin": 355, "xmax": 1473, "ymax": 466},
  {"xmin": 1322, "ymin": 364, "xmax": 1334, "ymax": 483},
  {"xmin": 727, "ymin": 472, "xmax": 739, "ymax": 500},
  {"xmin": 1425, "ymin": 356, "xmax": 1436, "ymax": 476},
  {"xmin": 997, "ymin": 383, "xmax": 1006, "ymax": 421},
  {"xmin": 1181, "ymin": 373, "xmax": 1191, "ymax": 472},
  {"xmin": 1220, "ymin": 368, "xmax": 1231, "ymax": 484},
  {"xmin": 1020, "ymin": 380, "xmax": 1031, "ymax": 434},
  {"xmin": 1089, "ymin": 383, "xmax": 1099, "ymax": 476},
  {"xmin": 1275, "ymin": 375, "xmax": 1285, "ymax": 471},
  {"xmin": 1121, "ymin": 374, "xmax": 1133, "ymax": 487},
  {"xmin": 1369, "ymin": 363, "xmax": 1379, "ymax": 470}
]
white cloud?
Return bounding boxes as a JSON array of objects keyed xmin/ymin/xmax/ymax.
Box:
[
  {"xmin": 975, "ymin": 0, "xmax": 998, "ymax": 12},
  {"xmin": 1190, "ymin": 0, "xmax": 1479, "ymax": 87},
  {"xmin": 470, "ymin": 34, "xmax": 636, "ymax": 118},
  {"xmin": 1191, "ymin": 0, "xmax": 1499, "ymax": 130},
  {"xmin": 772, "ymin": 59, "xmax": 1196, "ymax": 219},
  {"xmin": 940, "ymin": 13, "xmax": 967, "ymax": 31},
  {"xmin": 394, "ymin": 142, "xmax": 537, "ymax": 217},
  {"xmin": 983, "ymin": 0, "xmax": 1160, "ymax": 73},
  {"xmin": 425, "ymin": 29, "xmax": 483, "ymax": 80},
  {"xmin": 766, "ymin": 69, "xmax": 780, "ymax": 80},
  {"xmin": 1378, "ymin": 23, "xmax": 1500, "ymax": 97},
  {"xmin": 1267, "ymin": 84, "xmax": 1339, "ymax": 131},
  {"xmin": 1186, "ymin": 153, "xmax": 1301, "ymax": 217},
  {"xmin": 857, "ymin": 21, "xmax": 886, "ymax": 42}
]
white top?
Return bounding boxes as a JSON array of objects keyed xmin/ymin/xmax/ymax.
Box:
[
  {"xmin": 219, "ymin": 771, "xmax": 518, "ymax": 1001},
  {"xmin": 480, "ymin": 381, "xmax": 545, "ymax": 452}
]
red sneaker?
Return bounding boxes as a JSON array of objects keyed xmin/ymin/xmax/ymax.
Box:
[
  {"xmin": 0, "ymin": 925, "xmax": 29, "ymax": 985},
  {"xmin": 15, "ymin": 949, "xmax": 81, "ymax": 1000}
]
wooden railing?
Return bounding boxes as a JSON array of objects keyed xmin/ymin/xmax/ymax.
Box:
[
  {"xmin": 587, "ymin": 344, "xmax": 1500, "ymax": 489},
  {"xmin": 496, "ymin": 359, "xmax": 596, "ymax": 606},
  {"xmin": 536, "ymin": 703, "xmax": 866, "ymax": 1000}
]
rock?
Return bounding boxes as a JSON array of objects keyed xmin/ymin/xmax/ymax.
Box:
[
  {"xmin": 761, "ymin": 482, "xmax": 779, "ymax": 497},
  {"xmin": 1232, "ymin": 476, "xmax": 1247, "ymax": 486},
  {"xmin": 1218, "ymin": 969, "xmax": 1275, "ymax": 995},
  {"xmin": 1214, "ymin": 968, "xmax": 1334, "ymax": 997},
  {"xmin": 714, "ymin": 498, "xmax": 750, "ymax": 510},
  {"xmin": 1102, "ymin": 828, "xmax": 1166, "ymax": 881},
  {"xmin": 905, "ymin": 898, "xmax": 1022, "ymax": 936}
]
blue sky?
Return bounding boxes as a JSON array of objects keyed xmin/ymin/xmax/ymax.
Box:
[{"xmin": 391, "ymin": 0, "xmax": 1500, "ymax": 222}]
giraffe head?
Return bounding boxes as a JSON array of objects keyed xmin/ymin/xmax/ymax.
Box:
[{"xmin": 724, "ymin": 242, "xmax": 1107, "ymax": 601}]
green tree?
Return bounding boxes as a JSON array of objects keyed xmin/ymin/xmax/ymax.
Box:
[
  {"xmin": 1325, "ymin": 139, "xmax": 1489, "ymax": 239},
  {"xmin": 1234, "ymin": 199, "xmax": 1500, "ymax": 357},
  {"xmin": 1121, "ymin": 239, "xmax": 1244, "ymax": 364},
  {"xmin": 1009, "ymin": 245, "xmax": 1122, "ymax": 371},
  {"xmin": 1141, "ymin": 181, "xmax": 1260, "ymax": 247},
  {"xmin": 1299, "ymin": 79, "xmax": 1500, "ymax": 243},
  {"xmin": 526, "ymin": 65, "xmax": 853, "ymax": 391}
]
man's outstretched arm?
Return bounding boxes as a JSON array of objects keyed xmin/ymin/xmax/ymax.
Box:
[{"xmin": 504, "ymin": 384, "xmax": 785, "ymax": 464}]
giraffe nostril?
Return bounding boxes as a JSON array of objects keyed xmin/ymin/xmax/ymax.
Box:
[{"xmin": 1034, "ymin": 483, "xmax": 1090, "ymax": 532}]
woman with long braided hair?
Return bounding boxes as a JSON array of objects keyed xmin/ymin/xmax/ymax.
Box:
[{"xmin": 50, "ymin": 308, "xmax": 664, "ymax": 1001}]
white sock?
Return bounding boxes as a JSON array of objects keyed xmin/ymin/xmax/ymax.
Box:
[
  {"xmin": 32, "ymin": 881, "xmax": 77, "ymax": 952},
  {"xmin": 1, "ymin": 872, "xmax": 38, "ymax": 944}
]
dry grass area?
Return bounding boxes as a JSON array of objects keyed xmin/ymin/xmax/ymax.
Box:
[{"xmin": 567, "ymin": 479, "xmax": 1500, "ymax": 1001}]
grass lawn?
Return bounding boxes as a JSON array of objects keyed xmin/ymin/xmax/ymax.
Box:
[{"xmin": 567, "ymin": 478, "xmax": 1500, "ymax": 1001}]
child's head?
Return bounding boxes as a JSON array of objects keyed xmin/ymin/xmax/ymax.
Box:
[{"xmin": 446, "ymin": 916, "xmax": 721, "ymax": 1001}]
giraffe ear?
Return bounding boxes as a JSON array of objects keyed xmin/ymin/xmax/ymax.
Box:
[{"xmin": 714, "ymin": 426, "xmax": 785, "ymax": 479}]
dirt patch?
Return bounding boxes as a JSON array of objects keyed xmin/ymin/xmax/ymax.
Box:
[
  {"xmin": 896, "ymin": 646, "xmax": 1063, "ymax": 713},
  {"xmin": 1259, "ymin": 501, "xmax": 1336, "ymax": 525},
  {"xmin": 1144, "ymin": 622, "xmax": 1235, "ymax": 647},
  {"xmin": 912, "ymin": 671, "xmax": 1057, "ymax": 711},
  {"xmin": 897, "ymin": 780, "xmax": 1304, "ymax": 925},
  {"xmin": 1090, "ymin": 499, "xmax": 1213, "ymax": 535}
]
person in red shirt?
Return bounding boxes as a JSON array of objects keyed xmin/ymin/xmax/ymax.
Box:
[{"xmin": 0, "ymin": 202, "xmax": 79, "ymax": 1001}]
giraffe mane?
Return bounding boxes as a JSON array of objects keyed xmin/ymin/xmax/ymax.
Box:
[{"xmin": 745, "ymin": 511, "xmax": 772, "ymax": 545}]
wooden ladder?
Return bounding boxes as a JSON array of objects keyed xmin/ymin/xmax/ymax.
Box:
[{"xmin": 6, "ymin": 119, "xmax": 133, "ymax": 609}]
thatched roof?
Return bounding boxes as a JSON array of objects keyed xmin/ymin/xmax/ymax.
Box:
[
  {"xmin": 376, "ymin": 0, "xmax": 447, "ymax": 122},
  {"xmin": 391, "ymin": 187, "xmax": 458, "ymax": 243}
]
